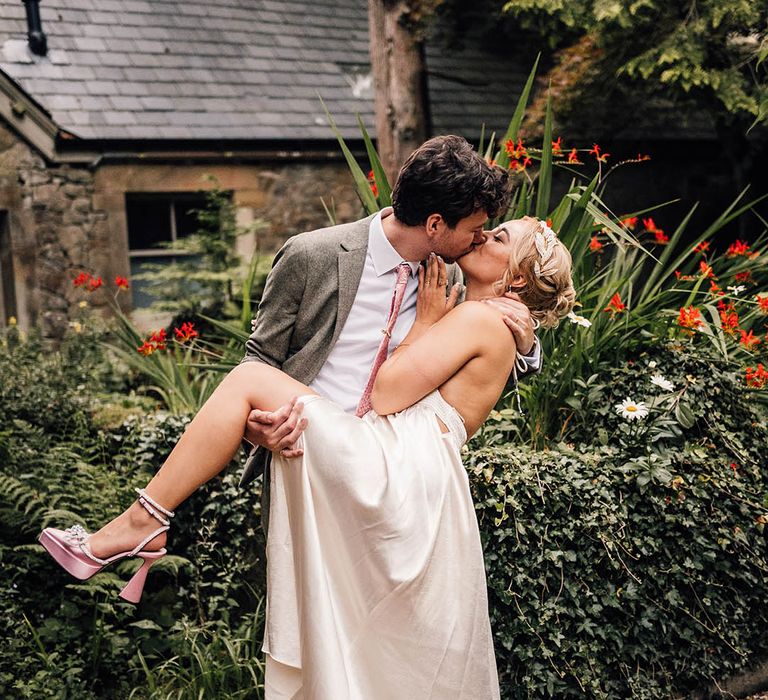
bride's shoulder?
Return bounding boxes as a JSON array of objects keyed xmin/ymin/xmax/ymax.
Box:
[
  {"xmin": 448, "ymin": 301, "xmax": 512, "ymax": 340},
  {"xmin": 451, "ymin": 299, "xmax": 503, "ymax": 322}
]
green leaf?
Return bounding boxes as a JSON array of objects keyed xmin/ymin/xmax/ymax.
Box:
[
  {"xmin": 674, "ymin": 402, "xmax": 695, "ymax": 429},
  {"xmin": 535, "ymin": 89, "xmax": 553, "ymax": 220},
  {"xmin": 495, "ymin": 54, "xmax": 540, "ymax": 169},
  {"xmin": 319, "ymin": 97, "xmax": 378, "ymax": 214},
  {"xmin": 357, "ymin": 113, "xmax": 392, "ymax": 206}
]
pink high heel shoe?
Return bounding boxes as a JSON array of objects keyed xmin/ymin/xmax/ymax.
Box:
[{"xmin": 37, "ymin": 487, "xmax": 175, "ymax": 604}]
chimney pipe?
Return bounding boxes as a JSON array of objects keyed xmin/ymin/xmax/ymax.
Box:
[{"xmin": 22, "ymin": 0, "xmax": 47, "ymax": 56}]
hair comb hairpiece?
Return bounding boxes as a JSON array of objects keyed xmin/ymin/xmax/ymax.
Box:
[{"xmin": 534, "ymin": 220, "xmax": 559, "ymax": 279}]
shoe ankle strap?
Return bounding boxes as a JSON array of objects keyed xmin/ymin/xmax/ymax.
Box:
[{"xmin": 135, "ymin": 488, "xmax": 175, "ymax": 526}]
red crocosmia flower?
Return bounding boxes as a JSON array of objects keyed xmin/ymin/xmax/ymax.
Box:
[
  {"xmin": 546, "ymin": 218, "xmax": 552, "ymax": 227},
  {"xmin": 115, "ymin": 276, "xmax": 130, "ymax": 289},
  {"xmin": 521, "ymin": 156, "xmax": 532, "ymax": 169},
  {"xmin": 73, "ymin": 272, "xmax": 91, "ymax": 287},
  {"xmin": 678, "ymin": 306, "xmax": 703, "ymax": 331},
  {"xmin": 726, "ymin": 240, "xmax": 751, "ymax": 257},
  {"xmin": 506, "ymin": 138, "xmax": 527, "ymax": 160},
  {"xmin": 486, "ymin": 158, "xmax": 496, "ymax": 167},
  {"xmin": 756, "ymin": 294, "xmax": 768, "ymax": 313},
  {"xmin": 588, "ymin": 143, "xmax": 609, "ymax": 162},
  {"xmin": 739, "ymin": 329, "xmax": 761, "ymax": 350},
  {"xmin": 589, "ymin": 236, "xmax": 604, "ymax": 252},
  {"xmin": 745, "ymin": 364, "xmax": 768, "ymax": 388},
  {"xmin": 719, "ymin": 303, "xmax": 740, "ymax": 335},
  {"xmin": 87, "ymin": 276, "xmax": 103, "ymax": 292},
  {"xmin": 149, "ymin": 328, "xmax": 167, "ymax": 351},
  {"xmin": 693, "ymin": 241, "xmax": 710, "ymax": 255},
  {"xmin": 567, "ymin": 148, "xmax": 581, "ymax": 164},
  {"xmin": 735, "ymin": 270, "xmax": 752, "ymax": 283},
  {"xmin": 717, "ymin": 299, "xmax": 734, "ymax": 312},
  {"xmin": 603, "ymin": 292, "xmax": 626, "ymax": 316},
  {"xmin": 654, "ymin": 230, "xmax": 669, "ymax": 245},
  {"xmin": 709, "ymin": 280, "xmax": 725, "ymax": 296},
  {"xmin": 551, "ymin": 137, "xmax": 563, "ymax": 156},
  {"xmin": 642, "ymin": 217, "xmax": 662, "ymax": 233},
  {"xmin": 675, "ymin": 270, "xmax": 695, "ymax": 281},
  {"xmin": 621, "ymin": 216, "xmax": 638, "ymax": 230},
  {"xmin": 174, "ymin": 321, "xmax": 199, "ymax": 343},
  {"xmin": 746, "ymin": 364, "xmax": 768, "ymax": 387},
  {"xmin": 367, "ymin": 170, "xmax": 378, "ymax": 198},
  {"xmin": 137, "ymin": 341, "xmax": 155, "ymax": 356},
  {"xmin": 699, "ymin": 260, "xmax": 715, "ymax": 279}
]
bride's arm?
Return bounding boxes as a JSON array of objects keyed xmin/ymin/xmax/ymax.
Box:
[{"xmin": 371, "ymin": 300, "xmax": 511, "ymax": 416}]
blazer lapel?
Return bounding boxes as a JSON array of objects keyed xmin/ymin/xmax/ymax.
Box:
[{"xmin": 331, "ymin": 225, "xmax": 369, "ymax": 347}]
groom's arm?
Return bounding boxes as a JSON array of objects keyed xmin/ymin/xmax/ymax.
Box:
[
  {"xmin": 515, "ymin": 335, "xmax": 543, "ymax": 382},
  {"xmin": 241, "ymin": 235, "xmax": 307, "ymax": 368},
  {"xmin": 239, "ymin": 235, "xmax": 309, "ymax": 478}
]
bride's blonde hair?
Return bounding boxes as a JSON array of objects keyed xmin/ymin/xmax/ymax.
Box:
[{"xmin": 492, "ymin": 215, "xmax": 576, "ymax": 328}]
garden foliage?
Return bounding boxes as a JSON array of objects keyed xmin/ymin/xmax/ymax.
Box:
[
  {"xmin": 0, "ymin": 326, "xmax": 267, "ymax": 699},
  {"xmin": 470, "ymin": 341, "xmax": 768, "ymax": 698}
]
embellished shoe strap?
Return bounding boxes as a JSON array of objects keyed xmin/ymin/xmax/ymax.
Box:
[
  {"xmin": 135, "ymin": 487, "xmax": 175, "ymax": 526},
  {"xmin": 73, "ymin": 489, "xmax": 175, "ymax": 565},
  {"xmin": 77, "ymin": 522, "xmax": 170, "ymax": 565}
]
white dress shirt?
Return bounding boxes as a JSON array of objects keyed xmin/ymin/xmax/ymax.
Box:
[
  {"xmin": 309, "ymin": 207, "xmax": 541, "ymax": 413},
  {"xmin": 310, "ymin": 209, "xmax": 420, "ymax": 412}
]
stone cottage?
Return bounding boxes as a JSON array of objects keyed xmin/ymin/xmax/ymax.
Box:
[
  {"xmin": 2, "ymin": 1, "xmax": 763, "ymax": 337},
  {"xmin": 0, "ymin": 0, "xmax": 535, "ymax": 336}
]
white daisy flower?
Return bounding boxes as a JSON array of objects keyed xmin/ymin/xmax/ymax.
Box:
[
  {"xmin": 727, "ymin": 285, "xmax": 746, "ymax": 295},
  {"xmin": 615, "ymin": 397, "xmax": 649, "ymax": 421},
  {"xmin": 567, "ymin": 311, "xmax": 592, "ymax": 327},
  {"xmin": 650, "ymin": 374, "xmax": 674, "ymax": 392}
]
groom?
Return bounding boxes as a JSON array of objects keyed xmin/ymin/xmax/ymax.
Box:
[{"xmin": 238, "ymin": 135, "xmax": 543, "ymax": 536}]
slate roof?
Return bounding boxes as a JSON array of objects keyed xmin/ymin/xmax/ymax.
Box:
[{"xmin": 0, "ymin": 0, "xmax": 530, "ymax": 145}]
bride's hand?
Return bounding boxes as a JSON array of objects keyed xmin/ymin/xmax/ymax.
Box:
[{"xmin": 415, "ymin": 253, "xmax": 462, "ymax": 327}]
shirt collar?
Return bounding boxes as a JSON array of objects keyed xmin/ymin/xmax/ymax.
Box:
[{"xmin": 368, "ymin": 207, "xmax": 420, "ymax": 277}]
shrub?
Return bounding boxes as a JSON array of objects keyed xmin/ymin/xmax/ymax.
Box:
[
  {"xmin": 468, "ymin": 341, "xmax": 768, "ymax": 698},
  {"xmin": 0, "ymin": 327, "xmax": 267, "ymax": 699}
]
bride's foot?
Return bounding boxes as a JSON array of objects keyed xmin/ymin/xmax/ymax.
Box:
[{"xmin": 86, "ymin": 499, "xmax": 168, "ymax": 560}]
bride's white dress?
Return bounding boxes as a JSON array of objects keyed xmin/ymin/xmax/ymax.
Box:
[{"xmin": 262, "ymin": 389, "xmax": 501, "ymax": 700}]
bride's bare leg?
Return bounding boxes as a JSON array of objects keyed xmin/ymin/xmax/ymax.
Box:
[{"xmin": 86, "ymin": 362, "xmax": 316, "ymax": 559}]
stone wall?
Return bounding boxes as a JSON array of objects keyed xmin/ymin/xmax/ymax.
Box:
[
  {"xmin": 0, "ymin": 115, "xmax": 364, "ymax": 338},
  {"xmin": 0, "ymin": 119, "xmax": 110, "ymax": 337}
]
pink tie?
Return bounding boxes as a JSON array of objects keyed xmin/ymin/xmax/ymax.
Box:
[{"xmin": 355, "ymin": 262, "xmax": 412, "ymax": 417}]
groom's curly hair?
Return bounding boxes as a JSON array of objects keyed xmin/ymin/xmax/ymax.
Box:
[{"xmin": 391, "ymin": 135, "xmax": 511, "ymax": 229}]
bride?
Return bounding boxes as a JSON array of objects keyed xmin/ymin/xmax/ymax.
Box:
[{"xmin": 38, "ymin": 215, "xmax": 575, "ymax": 699}]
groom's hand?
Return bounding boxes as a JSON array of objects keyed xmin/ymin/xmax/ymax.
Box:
[
  {"xmin": 244, "ymin": 396, "xmax": 308, "ymax": 458},
  {"xmin": 482, "ymin": 292, "xmax": 535, "ymax": 354}
]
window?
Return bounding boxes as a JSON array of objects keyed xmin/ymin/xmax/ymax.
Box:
[
  {"xmin": 0, "ymin": 212, "xmax": 17, "ymax": 326},
  {"xmin": 125, "ymin": 192, "xmax": 210, "ymax": 308}
]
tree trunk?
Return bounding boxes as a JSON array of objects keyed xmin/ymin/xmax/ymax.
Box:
[{"xmin": 368, "ymin": 0, "xmax": 434, "ymax": 184}]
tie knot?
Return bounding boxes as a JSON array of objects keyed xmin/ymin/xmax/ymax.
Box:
[{"xmin": 396, "ymin": 262, "xmax": 411, "ymax": 282}]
